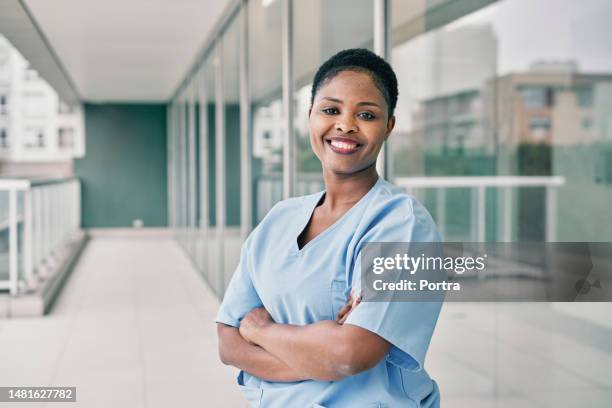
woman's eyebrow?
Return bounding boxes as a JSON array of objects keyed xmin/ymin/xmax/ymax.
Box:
[
  {"xmin": 321, "ymin": 97, "xmax": 381, "ymax": 108},
  {"xmin": 356, "ymin": 101, "xmax": 381, "ymax": 108},
  {"xmin": 322, "ymin": 97, "xmax": 343, "ymax": 103}
]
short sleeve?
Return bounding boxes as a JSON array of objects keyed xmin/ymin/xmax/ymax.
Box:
[
  {"xmin": 215, "ymin": 241, "xmax": 263, "ymax": 328},
  {"xmin": 344, "ymin": 197, "xmax": 443, "ymax": 372}
]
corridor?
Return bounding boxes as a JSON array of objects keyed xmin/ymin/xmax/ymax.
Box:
[{"xmin": 0, "ymin": 237, "xmax": 246, "ymax": 408}]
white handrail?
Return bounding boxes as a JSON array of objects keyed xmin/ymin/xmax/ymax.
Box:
[
  {"xmin": 394, "ymin": 176, "xmax": 566, "ymax": 242},
  {"xmin": 394, "ymin": 176, "xmax": 565, "ymax": 188},
  {"xmin": 0, "ymin": 177, "xmax": 81, "ymax": 295},
  {"xmin": 252, "ymin": 174, "xmax": 566, "ymax": 242}
]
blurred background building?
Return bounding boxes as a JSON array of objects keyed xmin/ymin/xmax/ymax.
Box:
[
  {"xmin": 0, "ymin": 35, "xmax": 84, "ymax": 173},
  {"xmin": 1, "ymin": 0, "xmax": 611, "ymax": 407}
]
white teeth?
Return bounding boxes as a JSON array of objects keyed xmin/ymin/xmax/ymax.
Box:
[{"xmin": 330, "ymin": 140, "xmax": 358, "ymax": 150}]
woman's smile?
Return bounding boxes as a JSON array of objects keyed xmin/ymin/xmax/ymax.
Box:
[{"xmin": 325, "ymin": 136, "xmax": 363, "ymax": 155}]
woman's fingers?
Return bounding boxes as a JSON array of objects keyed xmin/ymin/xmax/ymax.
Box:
[
  {"xmin": 336, "ymin": 302, "xmax": 352, "ymax": 323},
  {"xmin": 336, "ymin": 292, "xmax": 362, "ymax": 324},
  {"xmin": 337, "ymin": 311, "xmax": 351, "ymax": 325}
]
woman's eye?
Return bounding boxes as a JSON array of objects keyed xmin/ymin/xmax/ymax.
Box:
[
  {"xmin": 359, "ymin": 112, "xmax": 375, "ymax": 120},
  {"xmin": 322, "ymin": 107, "xmax": 338, "ymax": 115}
]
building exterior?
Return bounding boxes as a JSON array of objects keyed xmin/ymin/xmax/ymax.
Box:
[
  {"xmin": 494, "ymin": 64, "xmax": 612, "ymax": 149},
  {"xmin": 0, "ymin": 35, "xmax": 84, "ymax": 164}
]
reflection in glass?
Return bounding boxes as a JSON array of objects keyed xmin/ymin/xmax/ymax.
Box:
[
  {"xmin": 249, "ymin": 0, "xmax": 284, "ymax": 223},
  {"xmin": 293, "ymin": 0, "xmax": 374, "ymax": 194},
  {"xmin": 389, "ymin": 0, "xmax": 612, "ymax": 243},
  {"xmin": 222, "ymin": 14, "xmax": 243, "ymax": 293}
]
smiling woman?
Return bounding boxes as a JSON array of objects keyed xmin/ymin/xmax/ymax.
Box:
[
  {"xmin": 309, "ymin": 70, "xmax": 393, "ymax": 171},
  {"xmin": 216, "ymin": 48, "xmax": 443, "ymax": 408}
]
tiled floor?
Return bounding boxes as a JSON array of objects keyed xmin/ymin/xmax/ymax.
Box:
[
  {"xmin": 1, "ymin": 237, "xmax": 611, "ymax": 407},
  {"xmin": 428, "ymin": 303, "xmax": 612, "ymax": 407},
  {"xmin": 0, "ymin": 237, "xmax": 246, "ymax": 408}
]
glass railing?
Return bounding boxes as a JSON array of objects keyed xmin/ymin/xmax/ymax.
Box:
[
  {"xmin": 254, "ymin": 173, "xmax": 565, "ymax": 243},
  {"xmin": 394, "ymin": 176, "xmax": 565, "ymax": 243},
  {"xmin": 0, "ymin": 177, "xmax": 80, "ymax": 295}
]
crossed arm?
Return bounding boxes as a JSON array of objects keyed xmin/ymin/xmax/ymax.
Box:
[{"xmin": 217, "ymin": 294, "xmax": 391, "ymax": 382}]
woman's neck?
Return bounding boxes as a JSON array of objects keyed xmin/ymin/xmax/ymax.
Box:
[{"xmin": 320, "ymin": 165, "xmax": 379, "ymax": 212}]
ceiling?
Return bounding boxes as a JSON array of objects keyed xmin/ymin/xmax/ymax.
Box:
[{"xmin": 22, "ymin": 0, "xmax": 232, "ymax": 102}]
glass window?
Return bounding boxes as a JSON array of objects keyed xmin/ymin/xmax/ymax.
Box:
[
  {"xmin": 389, "ymin": 0, "xmax": 612, "ymax": 243},
  {"xmin": 203, "ymin": 54, "xmax": 217, "ymax": 228},
  {"xmin": 58, "ymin": 127, "xmax": 74, "ymax": 148},
  {"xmin": 388, "ymin": 2, "xmax": 612, "ymax": 406},
  {"xmin": 221, "ymin": 13, "xmax": 242, "ymax": 294},
  {"xmin": 223, "ymin": 14, "xmax": 241, "ymax": 228},
  {"xmin": 576, "ymin": 85, "xmax": 594, "ymax": 107},
  {"xmin": 249, "ymin": 0, "xmax": 284, "ymax": 223},
  {"xmin": 191, "ymin": 80, "xmax": 201, "ymax": 233},
  {"xmin": 186, "ymin": 79, "xmax": 198, "ymax": 259},
  {"xmin": 521, "ymin": 87, "xmax": 547, "ymax": 108},
  {"xmin": 293, "ymin": 0, "xmax": 375, "ymax": 195}
]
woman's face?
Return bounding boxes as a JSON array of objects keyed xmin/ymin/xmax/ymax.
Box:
[{"xmin": 308, "ymin": 70, "xmax": 395, "ymax": 176}]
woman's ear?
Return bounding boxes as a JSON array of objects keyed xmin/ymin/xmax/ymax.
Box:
[{"xmin": 385, "ymin": 115, "xmax": 396, "ymax": 141}]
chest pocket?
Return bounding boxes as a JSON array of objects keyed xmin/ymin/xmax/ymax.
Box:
[{"xmin": 330, "ymin": 279, "xmax": 347, "ymax": 319}]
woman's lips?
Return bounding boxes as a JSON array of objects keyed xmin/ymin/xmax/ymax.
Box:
[{"xmin": 325, "ymin": 138, "xmax": 362, "ymax": 155}]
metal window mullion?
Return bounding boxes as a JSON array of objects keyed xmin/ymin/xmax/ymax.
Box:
[
  {"xmin": 189, "ymin": 84, "xmax": 197, "ymax": 257},
  {"xmin": 176, "ymin": 101, "xmax": 181, "ymax": 233},
  {"xmin": 169, "ymin": 103, "xmax": 174, "ymax": 230},
  {"xmin": 172, "ymin": 102, "xmax": 178, "ymax": 230},
  {"xmin": 180, "ymin": 96, "xmax": 188, "ymax": 238},
  {"xmin": 172, "ymin": 102, "xmax": 181, "ymax": 230},
  {"xmin": 76, "ymin": 178, "xmax": 81, "ymax": 233},
  {"xmin": 173, "ymin": 102, "xmax": 180, "ymax": 233},
  {"xmin": 215, "ymin": 41, "xmax": 226, "ymax": 296},
  {"xmin": 282, "ymin": 0, "xmax": 295, "ymax": 199},
  {"xmin": 374, "ymin": 0, "xmax": 391, "ymax": 180},
  {"xmin": 240, "ymin": 0, "xmax": 252, "ymax": 239},
  {"xmin": 198, "ymin": 66, "xmax": 210, "ymax": 279},
  {"xmin": 175, "ymin": 102, "xmax": 181, "ymax": 234},
  {"xmin": 167, "ymin": 104, "xmax": 174, "ymax": 229},
  {"xmin": 177, "ymin": 98, "xmax": 183, "ymax": 233},
  {"xmin": 176, "ymin": 101, "xmax": 182, "ymax": 236}
]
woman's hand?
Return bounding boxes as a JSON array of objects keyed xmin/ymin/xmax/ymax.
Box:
[
  {"xmin": 336, "ymin": 290, "xmax": 362, "ymax": 324},
  {"xmin": 240, "ymin": 307, "xmax": 274, "ymax": 344}
]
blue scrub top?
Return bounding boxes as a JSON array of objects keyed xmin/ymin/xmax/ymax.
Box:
[{"xmin": 216, "ymin": 177, "xmax": 443, "ymax": 408}]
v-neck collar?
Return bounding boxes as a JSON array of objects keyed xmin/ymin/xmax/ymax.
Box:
[{"xmin": 294, "ymin": 177, "xmax": 382, "ymax": 254}]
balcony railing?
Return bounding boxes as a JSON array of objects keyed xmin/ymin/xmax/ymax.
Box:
[
  {"xmin": 0, "ymin": 177, "xmax": 81, "ymax": 295},
  {"xmin": 256, "ymin": 174, "xmax": 566, "ymax": 242},
  {"xmin": 394, "ymin": 176, "xmax": 566, "ymax": 242}
]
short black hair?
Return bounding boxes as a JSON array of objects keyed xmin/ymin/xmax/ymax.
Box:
[{"xmin": 310, "ymin": 48, "xmax": 398, "ymax": 118}]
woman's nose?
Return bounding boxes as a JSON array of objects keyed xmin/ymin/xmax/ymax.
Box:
[{"xmin": 335, "ymin": 115, "xmax": 358, "ymax": 133}]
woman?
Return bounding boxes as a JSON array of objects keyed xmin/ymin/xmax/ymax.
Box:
[{"xmin": 216, "ymin": 48, "xmax": 442, "ymax": 407}]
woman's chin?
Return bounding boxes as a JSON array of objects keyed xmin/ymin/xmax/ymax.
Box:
[{"xmin": 323, "ymin": 163, "xmax": 368, "ymax": 177}]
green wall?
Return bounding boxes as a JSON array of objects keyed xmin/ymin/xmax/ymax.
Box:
[{"xmin": 75, "ymin": 104, "xmax": 167, "ymax": 228}]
